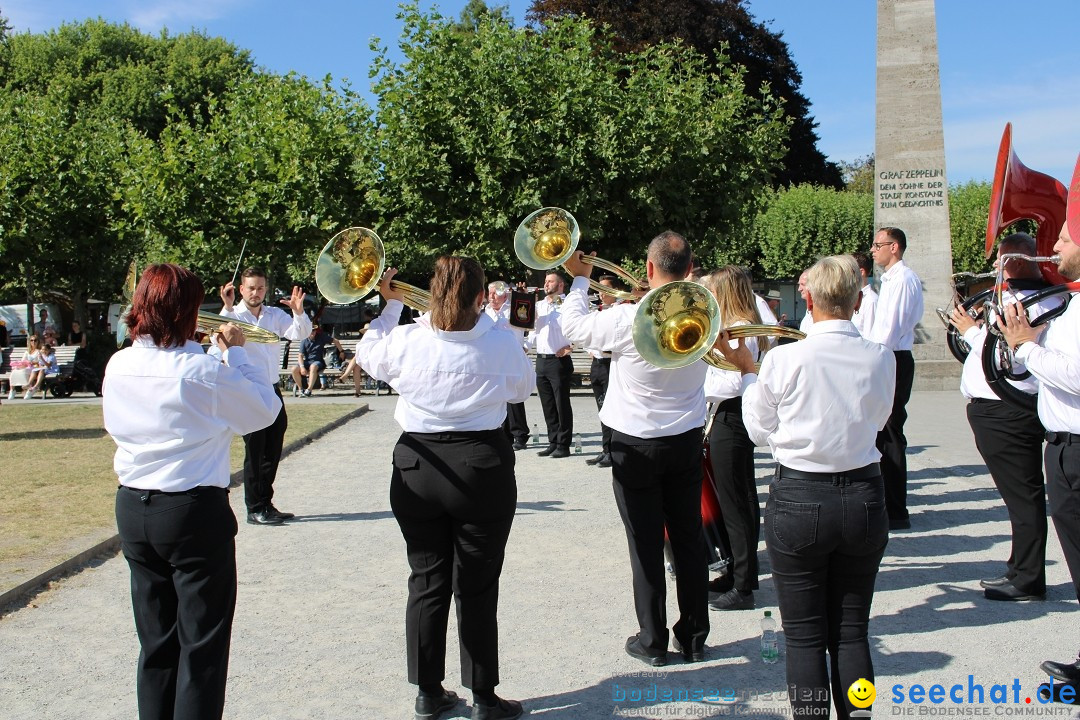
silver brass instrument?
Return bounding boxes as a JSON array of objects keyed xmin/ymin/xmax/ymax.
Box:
[
  {"xmin": 315, "ymin": 227, "xmax": 430, "ymax": 311},
  {"xmin": 632, "ymin": 281, "xmax": 805, "ymax": 372},
  {"xmin": 514, "ymin": 207, "xmax": 646, "ymax": 302}
]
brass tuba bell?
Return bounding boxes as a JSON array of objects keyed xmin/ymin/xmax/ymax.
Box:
[
  {"xmin": 514, "ymin": 207, "xmax": 646, "ymax": 301},
  {"xmin": 633, "ymin": 281, "xmax": 805, "ymax": 372},
  {"xmin": 315, "ymin": 227, "xmax": 430, "ymax": 311}
]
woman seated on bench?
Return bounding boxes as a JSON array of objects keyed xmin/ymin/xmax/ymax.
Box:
[{"xmin": 7, "ymin": 334, "xmax": 43, "ymax": 400}]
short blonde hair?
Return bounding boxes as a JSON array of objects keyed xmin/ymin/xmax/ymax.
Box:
[{"xmin": 806, "ymin": 255, "xmax": 861, "ymax": 318}]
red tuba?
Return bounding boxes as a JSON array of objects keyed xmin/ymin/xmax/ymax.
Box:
[{"xmin": 986, "ymin": 123, "xmax": 1068, "ymax": 284}]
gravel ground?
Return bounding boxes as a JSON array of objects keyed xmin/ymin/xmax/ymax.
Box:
[{"xmin": 1, "ymin": 391, "xmax": 1078, "ymax": 720}]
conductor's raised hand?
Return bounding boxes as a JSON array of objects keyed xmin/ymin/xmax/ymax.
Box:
[
  {"xmin": 379, "ymin": 268, "xmax": 406, "ymax": 303},
  {"xmin": 219, "ymin": 281, "xmax": 236, "ymax": 311},
  {"xmin": 562, "ymin": 250, "xmax": 594, "ymax": 280},
  {"xmin": 714, "ymin": 332, "xmax": 756, "ymax": 375},
  {"xmin": 281, "ymin": 285, "xmax": 306, "ymax": 315}
]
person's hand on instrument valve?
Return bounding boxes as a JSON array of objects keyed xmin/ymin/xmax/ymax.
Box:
[
  {"xmin": 999, "ymin": 299, "xmax": 1045, "ymax": 351},
  {"xmin": 378, "ymin": 268, "xmax": 406, "ymax": 304},
  {"xmin": 714, "ymin": 332, "xmax": 756, "ymax": 375}
]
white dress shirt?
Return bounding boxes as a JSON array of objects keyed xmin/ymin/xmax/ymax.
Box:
[
  {"xmin": 103, "ymin": 338, "xmax": 281, "ymax": 491},
  {"xmin": 800, "ymin": 310, "xmax": 814, "ymax": 333},
  {"xmin": 529, "ymin": 296, "xmax": 571, "ymax": 354},
  {"xmin": 755, "ymin": 294, "xmax": 778, "ymax": 326},
  {"xmin": 220, "ymin": 301, "xmax": 312, "ymax": 385},
  {"xmin": 561, "ymin": 276, "xmax": 707, "ymax": 438},
  {"xmin": 868, "ymin": 260, "xmax": 923, "ymax": 350},
  {"xmin": 357, "ymin": 299, "xmax": 535, "ymax": 433},
  {"xmin": 960, "ymin": 288, "xmax": 1057, "ymax": 400},
  {"xmin": 1015, "ymin": 292, "xmax": 1080, "ymax": 433},
  {"xmin": 485, "ymin": 302, "xmax": 527, "ymax": 347},
  {"xmin": 852, "ymin": 284, "xmax": 878, "ymax": 338},
  {"xmin": 740, "ymin": 319, "xmax": 895, "ymax": 472}
]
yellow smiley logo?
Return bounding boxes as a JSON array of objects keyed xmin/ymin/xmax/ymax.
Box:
[{"xmin": 848, "ymin": 678, "xmax": 876, "ymax": 709}]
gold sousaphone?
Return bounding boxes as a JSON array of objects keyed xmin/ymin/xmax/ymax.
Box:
[
  {"xmin": 514, "ymin": 207, "xmax": 647, "ymax": 301},
  {"xmin": 315, "ymin": 227, "xmax": 430, "ymax": 311},
  {"xmin": 633, "ymin": 281, "xmax": 805, "ymax": 372}
]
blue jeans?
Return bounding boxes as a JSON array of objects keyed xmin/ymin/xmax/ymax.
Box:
[{"xmin": 764, "ymin": 471, "xmax": 888, "ymax": 720}]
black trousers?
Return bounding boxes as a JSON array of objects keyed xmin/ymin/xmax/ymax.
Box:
[
  {"xmin": 502, "ymin": 402, "xmax": 529, "ymax": 445},
  {"xmin": 966, "ymin": 399, "xmax": 1047, "ymax": 593},
  {"xmin": 115, "ymin": 486, "xmax": 238, "ymax": 720},
  {"xmin": 1046, "ymin": 438, "xmax": 1080, "ymax": 604},
  {"xmin": 610, "ymin": 427, "xmax": 709, "ymax": 655},
  {"xmin": 708, "ymin": 398, "xmax": 760, "ymax": 591},
  {"xmin": 536, "ymin": 355, "xmax": 573, "ymax": 449},
  {"xmin": 765, "ymin": 473, "xmax": 888, "ymax": 720},
  {"xmin": 241, "ymin": 385, "xmax": 286, "ymax": 512},
  {"xmin": 876, "ymin": 350, "xmax": 914, "ymax": 522},
  {"xmin": 390, "ymin": 429, "xmax": 517, "ymax": 690},
  {"xmin": 589, "ymin": 357, "xmax": 612, "ymax": 454}
]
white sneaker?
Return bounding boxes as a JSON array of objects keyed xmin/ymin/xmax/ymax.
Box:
[
  {"xmin": 6, "ymin": 389, "xmax": 12, "ymax": 400},
  {"xmin": 23, "ymin": 390, "xmax": 33, "ymax": 400}
]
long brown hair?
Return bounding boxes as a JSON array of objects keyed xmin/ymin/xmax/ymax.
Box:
[
  {"xmin": 702, "ymin": 266, "xmax": 761, "ymax": 327},
  {"xmin": 429, "ymin": 256, "xmax": 486, "ymax": 332}
]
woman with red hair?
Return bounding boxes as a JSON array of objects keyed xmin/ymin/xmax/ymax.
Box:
[{"xmin": 103, "ymin": 263, "xmax": 280, "ymax": 720}]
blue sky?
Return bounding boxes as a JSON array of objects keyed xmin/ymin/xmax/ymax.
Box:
[{"xmin": 5, "ymin": 0, "xmax": 1079, "ymax": 186}]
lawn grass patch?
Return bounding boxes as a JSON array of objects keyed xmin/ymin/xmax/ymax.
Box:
[{"xmin": 0, "ymin": 402, "xmax": 357, "ymax": 589}]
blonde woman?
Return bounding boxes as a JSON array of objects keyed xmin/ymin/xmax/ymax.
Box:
[
  {"xmin": 701, "ymin": 266, "xmax": 763, "ymax": 611},
  {"xmin": 8, "ymin": 334, "xmax": 42, "ymax": 400}
]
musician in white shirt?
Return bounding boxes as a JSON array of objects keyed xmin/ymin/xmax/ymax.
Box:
[
  {"xmin": 104, "ymin": 264, "xmax": 280, "ymax": 720},
  {"xmin": 868, "ymin": 227, "xmax": 924, "ymax": 530},
  {"xmin": 584, "ymin": 275, "xmax": 621, "ymax": 467},
  {"xmin": 561, "ymin": 231, "xmax": 709, "ymax": 667},
  {"xmin": 219, "ymin": 267, "xmax": 311, "ymax": 525},
  {"xmin": 701, "ymin": 267, "xmax": 763, "ymax": 612},
  {"xmin": 1000, "ymin": 217, "xmax": 1080, "ymax": 685},
  {"xmin": 486, "ymin": 281, "xmax": 531, "ymax": 450},
  {"xmin": 356, "ymin": 256, "xmax": 534, "ymax": 720},
  {"xmin": 852, "ymin": 252, "xmax": 878, "ymax": 337},
  {"xmin": 529, "ymin": 272, "xmax": 574, "ymax": 457},
  {"xmin": 951, "ymin": 233, "xmax": 1056, "ymax": 602},
  {"xmin": 716, "ymin": 254, "xmax": 894, "ymax": 720},
  {"xmin": 797, "ymin": 269, "xmax": 814, "ymax": 333}
]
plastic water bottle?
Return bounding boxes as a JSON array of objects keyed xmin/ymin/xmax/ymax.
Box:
[
  {"xmin": 760, "ymin": 611, "xmax": 779, "ymax": 664},
  {"xmin": 574, "ymin": 433, "xmax": 583, "ymax": 454},
  {"xmin": 532, "ymin": 423, "xmax": 539, "ymax": 445}
]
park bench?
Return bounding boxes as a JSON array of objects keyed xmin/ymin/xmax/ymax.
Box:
[
  {"xmin": 279, "ymin": 340, "xmax": 351, "ymax": 393},
  {"xmin": 40, "ymin": 346, "xmax": 82, "ymax": 398}
]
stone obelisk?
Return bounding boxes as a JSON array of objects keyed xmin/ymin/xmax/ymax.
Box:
[{"xmin": 875, "ymin": 0, "xmax": 956, "ymax": 388}]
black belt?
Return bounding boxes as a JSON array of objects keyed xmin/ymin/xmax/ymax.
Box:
[
  {"xmin": 536, "ymin": 353, "xmax": 560, "ymax": 358},
  {"xmin": 968, "ymin": 397, "xmax": 998, "ymax": 404},
  {"xmin": 1046, "ymin": 431, "xmax": 1080, "ymax": 445},
  {"xmin": 119, "ymin": 485, "xmax": 227, "ymax": 501},
  {"xmin": 776, "ymin": 463, "xmax": 881, "ymax": 485}
]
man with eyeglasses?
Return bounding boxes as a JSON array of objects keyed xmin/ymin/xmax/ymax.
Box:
[{"xmin": 867, "ymin": 227, "xmax": 924, "ymax": 530}]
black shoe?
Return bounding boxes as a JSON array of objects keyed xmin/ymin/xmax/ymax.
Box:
[
  {"xmin": 471, "ymin": 696, "xmax": 523, "ymax": 720},
  {"xmin": 625, "ymin": 634, "xmax": 667, "ymax": 667},
  {"xmin": 246, "ymin": 510, "xmax": 284, "ymax": 526},
  {"xmin": 415, "ymin": 689, "xmax": 459, "ymax": 720},
  {"xmin": 1041, "ymin": 658, "xmax": 1080, "ymax": 684},
  {"xmin": 980, "ymin": 574, "xmax": 1012, "ymax": 589},
  {"xmin": 512, "ymin": 440, "xmax": 528, "ymax": 451},
  {"xmin": 585, "ymin": 453, "xmax": 603, "ymax": 465},
  {"xmin": 549, "ymin": 446, "xmax": 570, "ymax": 458},
  {"xmin": 267, "ymin": 504, "xmax": 294, "ymax": 520},
  {"xmin": 889, "ymin": 516, "xmax": 912, "ymax": 530},
  {"xmin": 672, "ymin": 635, "xmax": 705, "ymax": 663},
  {"xmin": 709, "ymin": 589, "xmax": 755, "ymax": 611},
  {"xmin": 597, "ymin": 452, "xmax": 612, "ymax": 468},
  {"xmin": 537, "ymin": 445, "xmax": 556, "ymax": 457},
  {"xmin": 985, "ymin": 582, "xmax": 1045, "ymax": 602},
  {"xmin": 708, "ymin": 575, "xmax": 734, "ymax": 595}
]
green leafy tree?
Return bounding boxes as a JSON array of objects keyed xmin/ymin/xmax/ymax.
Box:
[
  {"xmin": 367, "ymin": 3, "xmax": 787, "ymax": 283},
  {"xmin": 839, "ymin": 154, "xmax": 875, "ymax": 194},
  {"xmin": 526, "ymin": 0, "xmax": 842, "ymax": 188},
  {"xmin": 132, "ymin": 73, "xmax": 374, "ymax": 291},
  {"xmin": 751, "ymin": 185, "xmax": 874, "ymax": 278}
]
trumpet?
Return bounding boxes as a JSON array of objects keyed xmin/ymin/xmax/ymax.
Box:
[
  {"xmin": 315, "ymin": 227, "xmax": 430, "ymax": 311},
  {"xmin": 632, "ymin": 281, "xmax": 804, "ymax": 372},
  {"xmin": 514, "ymin": 207, "xmax": 646, "ymax": 301}
]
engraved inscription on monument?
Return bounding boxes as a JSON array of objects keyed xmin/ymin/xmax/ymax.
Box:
[{"xmin": 877, "ymin": 168, "xmax": 946, "ymax": 210}]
